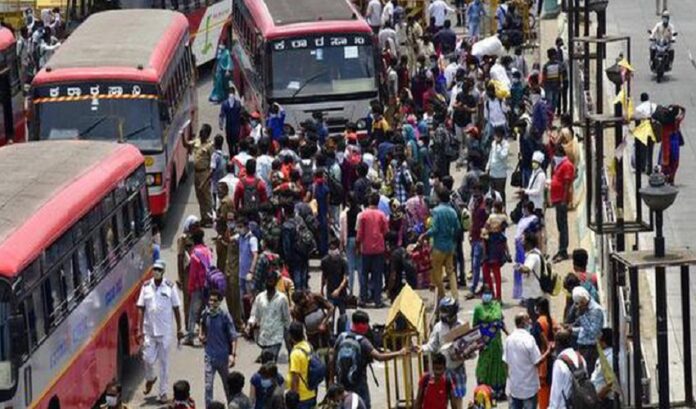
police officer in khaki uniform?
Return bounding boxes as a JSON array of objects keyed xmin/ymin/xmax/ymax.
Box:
[
  {"xmin": 177, "ymin": 215, "xmax": 200, "ymax": 328},
  {"xmin": 224, "ymin": 218, "xmax": 243, "ymax": 328},
  {"xmin": 185, "ymin": 124, "xmax": 214, "ymax": 226},
  {"xmin": 215, "ymin": 181, "xmax": 235, "ymax": 270}
]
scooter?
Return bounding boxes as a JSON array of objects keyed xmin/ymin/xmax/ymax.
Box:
[{"xmin": 648, "ymin": 30, "xmax": 677, "ymax": 82}]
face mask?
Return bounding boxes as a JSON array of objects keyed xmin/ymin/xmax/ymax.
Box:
[
  {"xmin": 526, "ymin": 323, "xmax": 533, "ymax": 332},
  {"xmin": 554, "ymin": 155, "xmax": 564, "ymax": 166},
  {"xmin": 105, "ymin": 395, "xmax": 118, "ymax": 407},
  {"xmin": 153, "ymin": 270, "xmax": 164, "ymax": 280},
  {"xmin": 260, "ymin": 378, "xmax": 273, "ymax": 389},
  {"xmin": 251, "ymin": 119, "xmax": 259, "ymax": 128},
  {"xmin": 532, "ymin": 162, "xmax": 540, "ymax": 169},
  {"xmin": 482, "ymin": 293, "xmax": 493, "ymax": 303},
  {"xmin": 662, "ymin": 19, "xmax": 669, "ymax": 26},
  {"xmin": 429, "ymin": 178, "xmax": 436, "ymax": 186}
]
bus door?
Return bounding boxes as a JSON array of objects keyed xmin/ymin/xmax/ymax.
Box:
[{"xmin": 0, "ymin": 68, "xmax": 14, "ymax": 145}]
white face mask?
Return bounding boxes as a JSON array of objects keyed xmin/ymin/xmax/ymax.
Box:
[
  {"xmin": 554, "ymin": 155, "xmax": 565, "ymax": 166},
  {"xmin": 105, "ymin": 395, "xmax": 118, "ymax": 407}
]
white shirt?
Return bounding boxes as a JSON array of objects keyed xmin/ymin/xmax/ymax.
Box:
[
  {"xmin": 232, "ymin": 151, "xmax": 252, "ymax": 176},
  {"xmin": 549, "ymin": 349, "xmax": 584, "ymax": 409},
  {"xmin": 524, "ymin": 167, "xmax": 547, "ymax": 210},
  {"xmin": 428, "ymin": 0, "xmax": 455, "ymax": 27},
  {"xmin": 503, "ymin": 328, "xmax": 542, "ymax": 399},
  {"xmin": 489, "ymin": 62, "xmax": 511, "ymax": 89},
  {"xmin": 634, "ymin": 100, "xmax": 657, "ymax": 120},
  {"xmin": 522, "ymin": 249, "xmax": 544, "ymax": 299},
  {"xmin": 366, "ymin": 0, "xmax": 382, "ymax": 27},
  {"xmin": 485, "ymin": 98, "xmax": 508, "ymax": 127},
  {"xmin": 422, "ymin": 320, "xmax": 464, "ymax": 369},
  {"xmin": 136, "ymin": 279, "xmax": 181, "ymax": 338},
  {"xmin": 381, "ymin": 0, "xmax": 394, "ymax": 26},
  {"xmin": 444, "ymin": 62, "xmax": 459, "ymax": 88},
  {"xmin": 219, "ymin": 173, "xmax": 239, "ymax": 200},
  {"xmin": 378, "ymin": 28, "xmax": 397, "ymax": 54},
  {"xmin": 591, "ymin": 347, "xmax": 614, "ymax": 396}
]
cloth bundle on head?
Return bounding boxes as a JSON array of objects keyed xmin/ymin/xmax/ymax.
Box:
[
  {"xmin": 532, "ymin": 150, "xmax": 545, "ymax": 164},
  {"xmin": 183, "ymin": 215, "xmax": 199, "ymax": 234},
  {"xmin": 572, "ymin": 286, "xmax": 591, "ymax": 303}
]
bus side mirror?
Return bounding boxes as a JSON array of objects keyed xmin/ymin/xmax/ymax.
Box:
[
  {"xmin": 159, "ymin": 102, "xmax": 171, "ymax": 122},
  {"xmin": 9, "ymin": 313, "xmax": 27, "ymax": 360}
]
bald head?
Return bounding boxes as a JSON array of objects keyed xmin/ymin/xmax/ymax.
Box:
[{"xmin": 515, "ymin": 312, "xmax": 531, "ymax": 328}]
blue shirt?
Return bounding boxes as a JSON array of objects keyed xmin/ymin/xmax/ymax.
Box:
[
  {"xmin": 266, "ymin": 109, "xmax": 286, "ymax": 141},
  {"xmin": 238, "ymin": 232, "xmax": 259, "ymax": 278},
  {"xmin": 573, "ymin": 300, "xmax": 604, "ymax": 346},
  {"xmin": 219, "ymin": 97, "xmax": 242, "ymax": 136},
  {"xmin": 202, "ymin": 309, "xmax": 237, "ymax": 364},
  {"xmin": 426, "ymin": 204, "xmax": 461, "ymax": 253}
]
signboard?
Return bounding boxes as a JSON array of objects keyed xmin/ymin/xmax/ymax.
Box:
[
  {"xmin": 271, "ymin": 34, "xmax": 370, "ymax": 52},
  {"xmin": 33, "ymin": 82, "xmax": 158, "ymax": 99},
  {"xmin": 190, "ymin": 0, "xmax": 232, "ymax": 66}
]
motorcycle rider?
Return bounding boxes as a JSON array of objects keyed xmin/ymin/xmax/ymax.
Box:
[{"xmin": 650, "ymin": 10, "xmax": 676, "ymax": 68}]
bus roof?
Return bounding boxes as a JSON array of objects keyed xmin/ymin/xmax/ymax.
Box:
[
  {"xmin": 0, "ymin": 141, "xmax": 143, "ymax": 278},
  {"xmin": 247, "ymin": 0, "xmax": 371, "ymax": 40},
  {"xmin": 0, "ymin": 27, "xmax": 15, "ymax": 51},
  {"xmin": 32, "ymin": 9, "xmax": 188, "ymax": 86}
]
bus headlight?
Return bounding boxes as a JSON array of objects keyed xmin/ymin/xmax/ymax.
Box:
[
  {"xmin": 146, "ymin": 173, "xmax": 163, "ymax": 186},
  {"xmin": 356, "ymin": 119, "xmax": 367, "ymax": 130}
]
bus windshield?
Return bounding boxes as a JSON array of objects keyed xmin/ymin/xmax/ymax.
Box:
[
  {"xmin": 36, "ymin": 98, "xmax": 163, "ymax": 151},
  {"xmin": 269, "ymin": 35, "xmax": 376, "ymax": 99}
]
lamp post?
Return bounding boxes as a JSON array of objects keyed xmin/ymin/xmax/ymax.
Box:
[{"xmin": 640, "ymin": 168, "xmax": 679, "ymax": 409}]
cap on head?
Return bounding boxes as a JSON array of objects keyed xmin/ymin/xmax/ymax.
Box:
[
  {"xmin": 532, "ymin": 151, "xmax": 545, "ymax": 164},
  {"xmin": 662, "ymin": 10, "xmax": 670, "ymax": 18},
  {"xmin": 153, "ymin": 259, "xmax": 166, "ymax": 271}
]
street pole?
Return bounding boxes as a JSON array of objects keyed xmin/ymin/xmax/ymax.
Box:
[{"xmin": 654, "ymin": 210, "xmax": 669, "ymax": 409}]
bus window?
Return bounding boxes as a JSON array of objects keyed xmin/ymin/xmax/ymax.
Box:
[
  {"xmin": 25, "ymin": 289, "xmax": 46, "ymax": 349},
  {"xmin": 88, "ymin": 233, "xmax": 105, "ymax": 275},
  {"xmin": 42, "ymin": 271, "xmax": 66, "ymax": 327},
  {"xmin": 121, "ymin": 204, "xmax": 133, "ymax": 241},
  {"xmin": 60, "ymin": 257, "xmax": 77, "ymax": 309},
  {"xmin": 75, "ymin": 244, "xmax": 92, "ymax": 292}
]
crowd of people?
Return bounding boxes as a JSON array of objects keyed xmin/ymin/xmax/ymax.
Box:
[
  {"xmin": 126, "ymin": 1, "xmax": 614, "ymax": 409},
  {"xmin": 13, "ymin": 7, "xmax": 63, "ymax": 84}
]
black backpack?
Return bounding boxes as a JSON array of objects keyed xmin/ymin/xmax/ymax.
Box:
[
  {"xmin": 242, "ymin": 177, "xmax": 262, "ymax": 212},
  {"xmin": 300, "ymin": 159, "xmax": 314, "ymax": 188},
  {"xmin": 433, "ymin": 125, "xmax": 460, "ymax": 161},
  {"xmin": 560, "ymin": 354, "xmax": 599, "ymax": 409},
  {"xmin": 531, "ymin": 249, "xmax": 557, "ymax": 294},
  {"xmin": 328, "ymin": 173, "xmax": 344, "ymax": 206}
]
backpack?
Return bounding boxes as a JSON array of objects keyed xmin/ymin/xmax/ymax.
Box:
[
  {"xmin": 531, "ymin": 249, "xmax": 557, "ymax": 295},
  {"xmin": 294, "ymin": 216, "xmax": 317, "ymax": 257},
  {"xmin": 433, "ymin": 125, "xmax": 460, "ymax": 161},
  {"xmin": 281, "ymin": 218, "xmax": 299, "ymax": 261},
  {"xmin": 242, "ymin": 177, "xmax": 262, "ymax": 212},
  {"xmin": 296, "ymin": 345, "xmax": 327, "ymax": 391},
  {"xmin": 300, "ymin": 159, "xmax": 314, "ymax": 188},
  {"xmin": 193, "ymin": 248, "xmax": 227, "ymax": 294},
  {"xmin": 328, "ymin": 172, "xmax": 344, "ymax": 206},
  {"xmin": 335, "ymin": 333, "xmax": 365, "ymax": 387},
  {"xmin": 560, "ymin": 354, "xmax": 599, "ymax": 409}
]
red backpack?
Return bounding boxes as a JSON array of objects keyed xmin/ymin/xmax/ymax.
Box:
[{"xmin": 420, "ymin": 373, "xmax": 452, "ymax": 409}]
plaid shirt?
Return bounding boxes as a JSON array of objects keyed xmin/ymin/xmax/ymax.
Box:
[{"xmin": 394, "ymin": 166, "xmax": 413, "ymax": 204}]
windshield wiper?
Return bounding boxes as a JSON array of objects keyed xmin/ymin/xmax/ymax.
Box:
[
  {"xmin": 291, "ymin": 70, "xmax": 329, "ymax": 99},
  {"xmin": 78, "ymin": 115, "xmax": 109, "ymax": 139},
  {"xmin": 120, "ymin": 124, "xmax": 153, "ymax": 143}
]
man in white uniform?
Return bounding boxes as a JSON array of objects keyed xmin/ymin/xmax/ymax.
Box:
[{"xmin": 137, "ymin": 260, "xmax": 184, "ymax": 403}]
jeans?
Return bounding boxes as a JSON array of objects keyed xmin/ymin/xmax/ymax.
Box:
[
  {"xmin": 204, "ymin": 354, "xmax": 230, "ymax": 406},
  {"xmin": 361, "ymin": 253, "xmax": 385, "ymax": 305},
  {"xmin": 431, "ymin": 249, "xmax": 458, "ymax": 301},
  {"xmin": 490, "ymin": 176, "xmax": 507, "ymax": 205},
  {"xmin": 352, "ymin": 378, "xmax": 372, "ymax": 409},
  {"xmin": 186, "ymin": 290, "xmax": 204, "ymax": 340},
  {"xmin": 510, "ymin": 395, "xmax": 538, "ymax": 409},
  {"xmin": 290, "ymin": 261, "xmax": 309, "ymax": 290},
  {"xmin": 470, "ymin": 240, "xmax": 484, "ymax": 292},
  {"xmin": 329, "ymin": 296, "xmax": 348, "ymax": 334},
  {"xmin": 555, "ymin": 202, "xmax": 569, "ymax": 256},
  {"xmin": 545, "ymin": 85, "xmax": 561, "ymax": 115},
  {"xmin": 468, "ymin": 20, "xmax": 481, "ymax": 39},
  {"xmin": 346, "ymin": 237, "xmax": 362, "ymax": 296}
]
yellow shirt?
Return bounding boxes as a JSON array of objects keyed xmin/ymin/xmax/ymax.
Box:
[{"xmin": 288, "ymin": 340, "xmax": 317, "ymax": 401}]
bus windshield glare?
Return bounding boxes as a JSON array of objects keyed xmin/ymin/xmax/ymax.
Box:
[
  {"xmin": 36, "ymin": 98, "xmax": 163, "ymax": 151},
  {"xmin": 269, "ymin": 35, "xmax": 376, "ymax": 99}
]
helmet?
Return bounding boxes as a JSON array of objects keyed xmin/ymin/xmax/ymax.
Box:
[
  {"xmin": 438, "ymin": 297, "xmax": 460, "ymax": 321},
  {"xmin": 662, "ymin": 10, "xmax": 670, "ymax": 18}
]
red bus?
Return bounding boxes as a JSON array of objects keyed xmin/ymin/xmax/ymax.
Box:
[
  {"xmin": 69, "ymin": 0, "xmax": 232, "ymax": 66},
  {"xmin": 0, "ymin": 26, "xmax": 26, "ymax": 145},
  {"xmin": 231, "ymin": 0, "xmax": 379, "ymax": 134},
  {"xmin": 29, "ymin": 9, "xmax": 197, "ymax": 217},
  {"xmin": 0, "ymin": 140, "xmax": 151, "ymax": 408}
]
